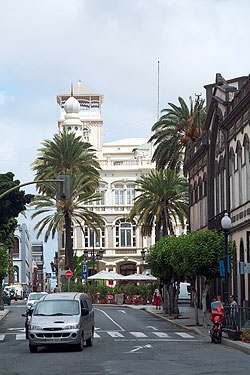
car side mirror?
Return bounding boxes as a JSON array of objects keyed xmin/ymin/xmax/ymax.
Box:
[{"xmin": 81, "ymin": 308, "xmax": 89, "ymax": 316}]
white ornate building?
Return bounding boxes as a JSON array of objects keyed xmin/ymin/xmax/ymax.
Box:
[{"xmin": 56, "ymin": 81, "xmax": 156, "ymax": 277}]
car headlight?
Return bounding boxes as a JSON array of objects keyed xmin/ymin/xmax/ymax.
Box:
[
  {"xmin": 64, "ymin": 324, "xmax": 79, "ymax": 329},
  {"xmin": 29, "ymin": 325, "xmax": 42, "ymax": 330}
]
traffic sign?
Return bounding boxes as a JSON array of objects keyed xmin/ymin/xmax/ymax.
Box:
[
  {"xmin": 46, "ymin": 273, "xmax": 51, "ymax": 279},
  {"xmin": 82, "ymin": 262, "xmax": 88, "ymax": 280},
  {"xmin": 65, "ymin": 270, "xmax": 73, "ymax": 278},
  {"xmin": 244, "ymin": 263, "xmax": 250, "ymax": 273}
]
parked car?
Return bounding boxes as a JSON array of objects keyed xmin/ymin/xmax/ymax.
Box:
[
  {"xmin": 26, "ymin": 292, "xmax": 48, "ymax": 311},
  {"xmin": 178, "ymin": 282, "xmax": 191, "ymax": 303},
  {"xmin": 4, "ymin": 286, "xmax": 17, "ymax": 301},
  {"xmin": 2, "ymin": 291, "xmax": 11, "ymax": 306},
  {"xmin": 28, "ymin": 292, "xmax": 94, "ymax": 353},
  {"xmin": 22, "ymin": 305, "xmax": 35, "ymax": 339},
  {"xmin": 13, "ymin": 285, "xmax": 24, "ymax": 300}
]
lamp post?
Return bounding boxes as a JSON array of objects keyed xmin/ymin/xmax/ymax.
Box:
[
  {"xmin": 84, "ymin": 247, "xmax": 104, "ymax": 276},
  {"xmin": 221, "ymin": 212, "xmax": 232, "ymax": 305}
]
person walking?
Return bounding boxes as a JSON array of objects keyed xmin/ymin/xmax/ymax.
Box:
[{"xmin": 154, "ymin": 286, "xmax": 161, "ymax": 310}]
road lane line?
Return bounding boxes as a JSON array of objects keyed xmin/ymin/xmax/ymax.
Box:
[
  {"xmin": 130, "ymin": 332, "xmax": 148, "ymax": 338},
  {"xmin": 95, "ymin": 308, "xmax": 125, "ymax": 331},
  {"xmin": 114, "ymin": 339, "xmax": 203, "ymax": 342},
  {"xmin": 94, "ymin": 332, "xmax": 101, "ymax": 338},
  {"xmin": 0, "ymin": 335, "xmax": 5, "ymax": 341},
  {"xmin": 153, "ymin": 332, "xmax": 170, "ymax": 338},
  {"xmin": 16, "ymin": 334, "xmax": 26, "ymax": 340},
  {"xmin": 175, "ymin": 332, "xmax": 194, "ymax": 338},
  {"xmin": 107, "ymin": 331, "xmax": 124, "ymax": 338}
]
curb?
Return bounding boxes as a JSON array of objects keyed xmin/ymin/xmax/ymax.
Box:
[
  {"xmin": 144, "ymin": 308, "xmax": 201, "ymax": 335},
  {"xmin": 144, "ymin": 308, "xmax": 250, "ymax": 355},
  {"xmin": 0, "ymin": 309, "xmax": 9, "ymax": 323}
]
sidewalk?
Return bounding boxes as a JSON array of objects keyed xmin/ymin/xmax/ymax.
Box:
[
  {"xmin": 0, "ymin": 309, "xmax": 9, "ymax": 323},
  {"xmin": 129, "ymin": 303, "xmax": 250, "ymax": 355}
]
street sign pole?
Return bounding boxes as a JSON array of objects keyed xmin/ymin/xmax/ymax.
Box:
[
  {"xmin": 82, "ymin": 263, "xmax": 88, "ymax": 293},
  {"xmin": 68, "ymin": 277, "xmax": 70, "ymax": 292}
]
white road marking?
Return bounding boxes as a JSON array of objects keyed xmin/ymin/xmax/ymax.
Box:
[
  {"xmin": 94, "ymin": 327, "xmax": 101, "ymax": 331},
  {"xmin": 107, "ymin": 331, "xmax": 124, "ymax": 338},
  {"xmin": 94, "ymin": 332, "xmax": 101, "ymax": 338},
  {"xmin": 153, "ymin": 332, "xmax": 170, "ymax": 338},
  {"xmin": 0, "ymin": 335, "xmax": 5, "ymax": 341},
  {"xmin": 146, "ymin": 326, "xmax": 158, "ymax": 331},
  {"xmin": 127, "ymin": 344, "xmax": 152, "ymax": 353},
  {"xmin": 7, "ymin": 328, "xmax": 25, "ymax": 331},
  {"xmin": 175, "ymin": 332, "xmax": 194, "ymax": 338},
  {"xmin": 130, "ymin": 332, "xmax": 148, "ymax": 338},
  {"xmin": 95, "ymin": 308, "xmax": 125, "ymax": 331},
  {"xmin": 118, "ymin": 310, "xmax": 126, "ymax": 314},
  {"xmin": 16, "ymin": 334, "xmax": 26, "ymax": 340}
]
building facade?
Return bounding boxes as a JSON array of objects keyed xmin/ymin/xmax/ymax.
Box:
[
  {"xmin": 185, "ymin": 73, "xmax": 250, "ymax": 306},
  {"xmin": 31, "ymin": 242, "xmax": 44, "ymax": 291},
  {"xmin": 56, "ymin": 81, "xmax": 157, "ymax": 278},
  {"xmin": 8, "ymin": 223, "xmax": 33, "ymax": 296}
]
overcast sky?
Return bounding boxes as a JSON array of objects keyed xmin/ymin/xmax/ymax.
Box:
[{"xmin": 1, "ymin": 0, "xmax": 250, "ymax": 271}]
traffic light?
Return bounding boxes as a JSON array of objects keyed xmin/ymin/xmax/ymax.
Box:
[
  {"xmin": 56, "ymin": 175, "xmax": 70, "ymax": 200},
  {"xmin": 50, "ymin": 261, "xmax": 58, "ymax": 276}
]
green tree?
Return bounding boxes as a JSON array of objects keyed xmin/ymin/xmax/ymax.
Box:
[
  {"xmin": 30, "ymin": 176, "xmax": 103, "ymax": 273},
  {"xmin": 31, "ymin": 130, "xmax": 100, "ymax": 195},
  {"xmin": 128, "ymin": 169, "xmax": 188, "ymax": 240},
  {"xmin": 0, "ymin": 172, "xmax": 32, "ymax": 310},
  {"xmin": 150, "ymin": 96, "xmax": 206, "ymax": 171},
  {"xmin": 31, "ymin": 131, "xmax": 102, "ymax": 274}
]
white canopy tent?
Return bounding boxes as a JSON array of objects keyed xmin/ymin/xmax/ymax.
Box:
[
  {"xmin": 123, "ymin": 273, "xmax": 158, "ymax": 281},
  {"xmin": 87, "ymin": 270, "xmax": 126, "ymax": 281}
]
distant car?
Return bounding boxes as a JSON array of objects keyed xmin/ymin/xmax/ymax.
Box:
[
  {"xmin": 4, "ymin": 286, "xmax": 17, "ymax": 301},
  {"xmin": 178, "ymin": 282, "xmax": 191, "ymax": 303},
  {"xmin": 26, "ymin": 292, "xmax": 48, "ymax": 311},
  {"xmin": 2, "ymin": 291, "xmax": 11, "ymax": 306}
]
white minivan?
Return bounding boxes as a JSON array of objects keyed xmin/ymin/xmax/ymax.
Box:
[
  {"xmin": 28, "ymin": 293, "xmax": 94, "ymax": 353},
  {"xmin": 178, "ymin": 282, "xmax": 191, "ymax": 303}
]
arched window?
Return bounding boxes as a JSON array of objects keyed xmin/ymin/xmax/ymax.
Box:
[
  {"xmin": 194, "ymin": 181, "xmax": 198, "ymax": 230},
  {"xmin": 96, "ymin": 183, "xmax": 107, "ymax": 206},
  {"xmin": 84, "ymin": 223, "xmax": 105, "ymax": 248},
  {"xmin": 198, "ymin": 177, "xmax": 203, "ymax": 228},
  {"xmin": 219, "ymin": 158, "xmax": 225, "ymax": 212},
  {"xmin": 203, "ymin": 174, "xmax": 208, "ymax": 225},
  {"xmin": 236, "ymin": 141, "xmax": 242, "ymax": 206},
  {"xmin": 115, "ymin": 219, "xmax": 136, "ymax": 247},
  {"xmin": 215, "ymin": 162, "xmax": 220, "ymax": 215},
  {"xmin": 83, "ymin": 128, "xmax": 89, "ymax": 142},
  {"xmin": 243, "ymin": 135, "xmax": 250, "ymax": 202},
  {"xmin": 229, "ymin": 148, "xmax": 235, "ymax": 209}
]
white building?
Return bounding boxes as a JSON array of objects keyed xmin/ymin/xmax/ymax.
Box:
[{"xmin": 56, "ymin": 81, "xmax": 155, "ymax": 276}]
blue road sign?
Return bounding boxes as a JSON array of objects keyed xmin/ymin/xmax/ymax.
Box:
[
  {"xmin": 82, "ymin": 262, "xmax": 88, "ymax": 280},
  {"xmin": 219, "ymin": 256, "xmax": 230, "ymax": 277},
  {"xmin": 46, "ymin": 272, "xmax": 52, "ymax": 279}
]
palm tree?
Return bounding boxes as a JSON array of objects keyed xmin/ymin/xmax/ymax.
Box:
[
  {"xmin": 31, "ymin": 130, "xmax": 102, "ymax": 273},
  {"xmin": 128, "ymin": 169, "xmax": 188, "ymax": 241},
  {"xmin": 150, "ymin": 96, "xmax": 206, "ymax": 171},
  {"xmin": 30, "ymin": 176, "xmax": 103, "ymax": 272},
  {"xmin": 31, "ymin": 130, "xmax": 100, "ymax": 195}
]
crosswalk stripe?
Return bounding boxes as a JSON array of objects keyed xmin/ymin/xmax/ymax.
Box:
[
  {"xmin": 130, "ymin": 332, "xmax": 147, "ymax": 338},
  {"xmin": 175, "ymin": 332, "xmax": 194, "ymax": 338},
  {"xmin": 94, "ymin": 332, "xmax": 100, "ymax": 338},
  {"xmin": 107, "ymin": 331, "xmax": 124, "ymax": 338},
  {"xmin": 153, "ymin": 332, "xmax": 170, "ymax": 338},
  {"xmin": 0, "ymin": 335, "xmax": 5, "ymax": 341},
  {"xmin": 16, "ymin": 334, "xmax": 26, "ymax": 341}
]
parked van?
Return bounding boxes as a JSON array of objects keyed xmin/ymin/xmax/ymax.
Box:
[
  {"xmin": 28, "ymin": 293, "xmax": 94, "ymax": 353},
  {"xmin": 178, "ymin": 282, "xmax": 191, "ymax": 303},
  {"xmin": 13, "ymin": 285, "xmax": 24, "ymax": 300}
]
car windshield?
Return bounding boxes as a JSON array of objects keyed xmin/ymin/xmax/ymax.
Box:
[
  {"xmin": 34, "ymin": 300, "xmax": 79, "ymax": 316},
  {"xmin": 28, "ymin": 293, "xmax": 46, "ymax": 301}
]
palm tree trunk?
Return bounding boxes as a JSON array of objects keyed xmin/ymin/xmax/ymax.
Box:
[{"xmin": 65, "ymin": 212, "xmax": 74, "ymax": 273}]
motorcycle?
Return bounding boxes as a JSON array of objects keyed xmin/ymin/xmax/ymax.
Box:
[{"xmin": 209, "ymin": 308, "xmax": 224, "ymax": 344}]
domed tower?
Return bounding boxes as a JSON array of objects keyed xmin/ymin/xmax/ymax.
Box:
[{"xmin": 57, "ymin": 81, "xmax": 104, "ymax": 152}]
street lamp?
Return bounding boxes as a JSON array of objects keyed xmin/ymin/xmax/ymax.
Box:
[
  {"xmin": 221, "ymin": 212, "xmax": 231, "ymax": 305},
  {"xmin": 84, "ymin": 247, "xmax": 103, "ymax": 276}
]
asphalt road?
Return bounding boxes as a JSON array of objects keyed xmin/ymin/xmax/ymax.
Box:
[{"xmin": 0, "ymin": 300, "xmax": 250, "ymax": 375}]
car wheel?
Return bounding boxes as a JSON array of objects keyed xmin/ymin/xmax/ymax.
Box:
[
  {"xmin": 29, "ymin": 344, "xmax": 38, "ymax": 353},
  {"xmin": 86, "ymin": 328, "xmax": 94, "ymax": 347},
  {"xmin": 75, "ymin": 334, "xmax": 84, "ymax": 351}
]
